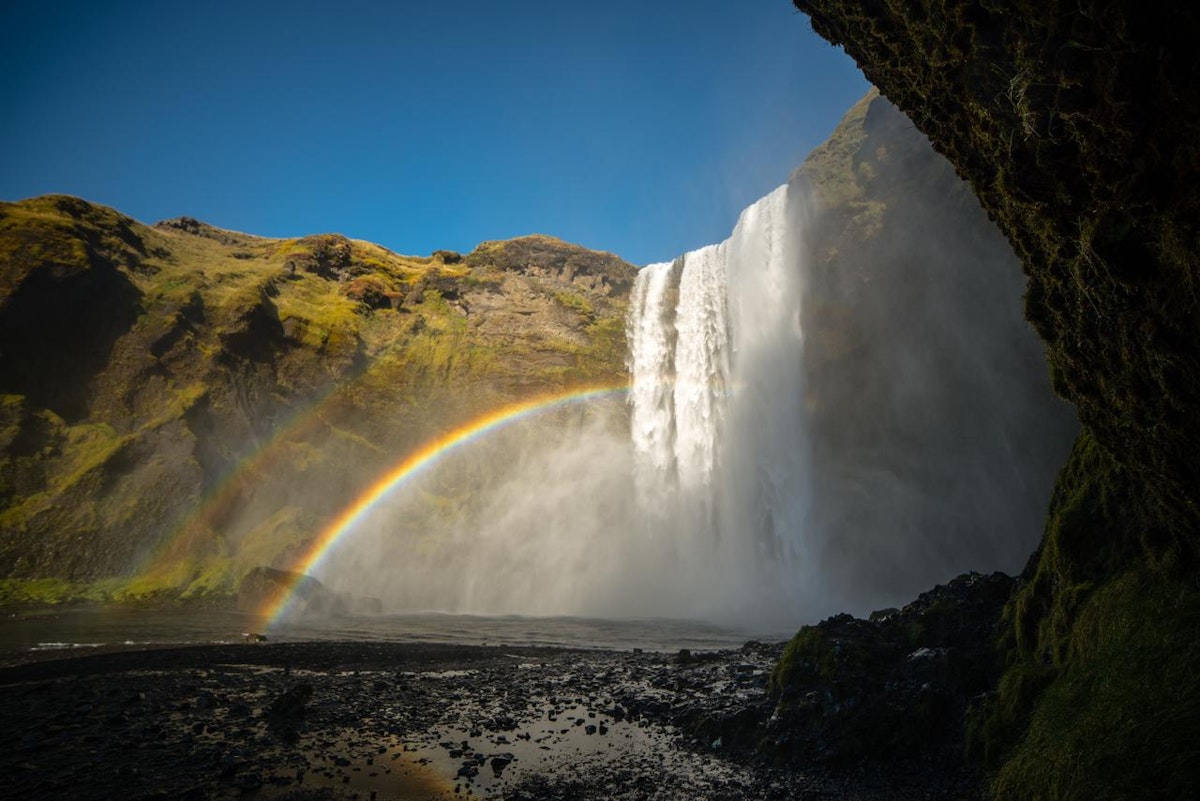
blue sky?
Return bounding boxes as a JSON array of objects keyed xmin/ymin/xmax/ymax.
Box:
[{"xmin": 0, "ymin": 1, "xmax": 867, "ymax": 266}]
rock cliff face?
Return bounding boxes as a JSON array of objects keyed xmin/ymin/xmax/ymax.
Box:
[
  {"xmin": 0, "ymin": 195, "xmax": 634, "ymax": 601},
  {"xmin": 796, "ymin": 91, "xmax": 1076, "ymax": 608},
  {"xmin": 791, "ymin": 1, "xmax": 1200, "ymax": 797}
]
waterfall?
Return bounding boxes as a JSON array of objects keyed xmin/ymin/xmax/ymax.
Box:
[
  {"xmin": 627, "ymin": 257, "xmax": 680, "ymax": 506},
  {"xmin": 628, "ymin": 184, "xmax": 813, "ymax": 607}
]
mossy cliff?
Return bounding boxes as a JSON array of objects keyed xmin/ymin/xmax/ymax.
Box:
[
  {"xmin": 0, "ymin": 195, "xmax": 634, "ymax": 604},
  {"xmin": 791, "ymin": 1, "xmax": 1200, "ymax": 797},
  {"xmin": 795, "ymin": 90, "xmax": 1077, "ymax": 608}
]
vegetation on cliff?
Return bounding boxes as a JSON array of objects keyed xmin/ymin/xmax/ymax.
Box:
[
  {"xmin": 0, "ymin": 195, "xmax": 635, "ymax": 604},
  {"xmin": 792, "ymin": 0, "xmax": 1200, "ymax": 797}
]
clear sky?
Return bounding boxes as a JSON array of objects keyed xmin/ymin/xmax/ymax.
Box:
[{"xmin": 0, "ymin": 1, "xmax": 868, "ymax": 266}]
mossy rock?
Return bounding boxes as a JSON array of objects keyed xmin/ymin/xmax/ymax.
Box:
[
  {"xmin": 988, "ymin": 564, "xmax": 1200, "ymax": 800},
  {"xmin": 767, "ymin": 572, "xmax": 1013, "ymax": 768}
]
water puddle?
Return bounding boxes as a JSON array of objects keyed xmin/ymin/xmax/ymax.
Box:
[
  {"xmin": 261, "ymin": 703, "xmax": 662, "ymax": 799},
  {"xmin": 282, "ymin": 744, "xmax": 454, "ymax": 800},
  {"xmin": 401, "ymin": 669, "xmax": 479, "ymax": 680},
  {"xmin": 419, "ymin": 704, "xmax": 657, "ymax": 797}
]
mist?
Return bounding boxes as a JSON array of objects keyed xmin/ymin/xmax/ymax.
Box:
[{"xmin": 316, "ymin": 405, "xmax": 801, "ymax": 627}]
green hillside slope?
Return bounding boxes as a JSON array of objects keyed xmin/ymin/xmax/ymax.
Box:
[{"xmin": 0, "ymin": 195, "xmax": 635, "ymax": 603}]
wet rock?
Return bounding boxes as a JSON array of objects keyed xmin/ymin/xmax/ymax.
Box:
[
  {"xmin": 218, "ymin": 755, "xmax": 241, "ymax": 778},
  {"xmin": 233, "ymin": 772, "xmax": 262, "ymax": 792},
  {"xmin": 268, "ymin": 683, "xmax": 314, "ymax": 719},
  {"xmin": 237, "ymin": 567, "xmax": 346, "ymax": 617},
  {"xmin": 767, "ymin": 571, "xmax": 1014, "ymax": 767},
  {"xmin": 0, "ymin": 636, "xmax": 971, "ymax": 800},
  {"xmin": 266, "ymin": 682, "xmax": 314, "ymax": 741}
]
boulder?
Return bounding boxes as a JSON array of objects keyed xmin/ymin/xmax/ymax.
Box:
[{"xmin": 766, "ymin": 571, "xmax": 1014, "ymax": 767}]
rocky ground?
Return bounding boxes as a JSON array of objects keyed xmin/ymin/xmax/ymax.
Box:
[{"xmin": 0, "ymin": 632, "xmax": 984, "ymax": 800}]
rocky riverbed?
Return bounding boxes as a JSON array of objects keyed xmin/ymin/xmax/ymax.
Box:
[{"xmin": 0, "ymin": 634, "xmax": 981, "ymax": 800}]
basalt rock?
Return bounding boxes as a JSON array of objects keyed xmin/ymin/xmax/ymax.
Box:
[
  {"xmin": 237, "ymin": 566, "xmax": 345, "ymax": 616},
  {"xmin": 466, "ymin": 234, "xmax": 636, "ymax": 297},
  {"xmin": 766, "ymin": 572, "xmax": 1013, "ymax": 769}
]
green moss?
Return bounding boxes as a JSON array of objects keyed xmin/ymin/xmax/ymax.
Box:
[
  {"xmin": 989, "ymin": 565, "xmax": 1200, "ymax": 800},
  {"xmin": 0, "ymin": 421, "xmax": 135, "ymax": 530},
  {"xmin": 970, "ymin": 428, "xmax": 1173, "ymax": 788},
  {"xmin": 0, "ymin": 577, "xmax": 84, "ymax": 606},
  {"xmin": 769, "ymin": 625, "xmax": 838, "ymax": 693},
  {"xmin": 109, "ymin": 575, "xmax": 181, "ymax": 603},
  {"xmin": 581, "ymin": 316, "xmax": 628, "ymax": 375},
  {"xmin": 795, "ymin": 89, "xmax": 876, "ymax": 208},
  {"xmin": 459, "ymin": 270, "xmax": 503, "ymax": 290},
  {"xmin": 180, "ymin": 557, "xmax": 237, "ymax": 599},
  {"xmin": 0, "ymin": 575, "xmax": 213, "ymax": 607},
  {"xmin": 553, "ymin": 289, "xmax": 595, "ymax": 319}
]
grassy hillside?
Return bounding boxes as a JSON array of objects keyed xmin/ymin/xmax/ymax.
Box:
[{"xmin": 0, "ymin": 195, "xmax": 636, "ymax": 604}]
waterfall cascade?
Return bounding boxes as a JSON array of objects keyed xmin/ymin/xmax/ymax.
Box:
[{"xmin": 627, "ymin": 184, "xmax": 817, "ymax": 616}]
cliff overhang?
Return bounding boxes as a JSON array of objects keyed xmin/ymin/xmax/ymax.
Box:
[{"xmin": 790, "ymin": 1, "xmax": 1200, "ymax": 796}]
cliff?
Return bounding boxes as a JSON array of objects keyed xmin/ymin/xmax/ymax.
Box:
[
  {"xmin": 792, "ymin": 1, "xmax": 1200, "ymax": 797},
  {"xmin": 795, "ymin": 90, "xmax": 1077, "ymax": 609},
  {"xmin": 0, "ymin": 195, "xmax": 634, "ymax": 602}
]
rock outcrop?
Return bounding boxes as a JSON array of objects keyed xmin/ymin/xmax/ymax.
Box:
[
  {"xmin": 237, "ymin": 566, "xmax": 344, "ymax": 616},
  {"xmin": 767, "ymin": 573, "xmax": 1013, "ymax": 772}
]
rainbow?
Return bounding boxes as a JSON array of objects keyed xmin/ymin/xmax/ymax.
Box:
[
  {"xmin": 259, "ymin": 382, "xmax": 630, "ymax": 624},
  {"xmin": 135, "ymin": 384, "xmax": 345, "ymax": 581}
]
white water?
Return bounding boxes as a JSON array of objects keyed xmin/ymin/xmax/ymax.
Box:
[{"xmin": 627, "ymin": 185, "xmax": 815, "ymax": 618}]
